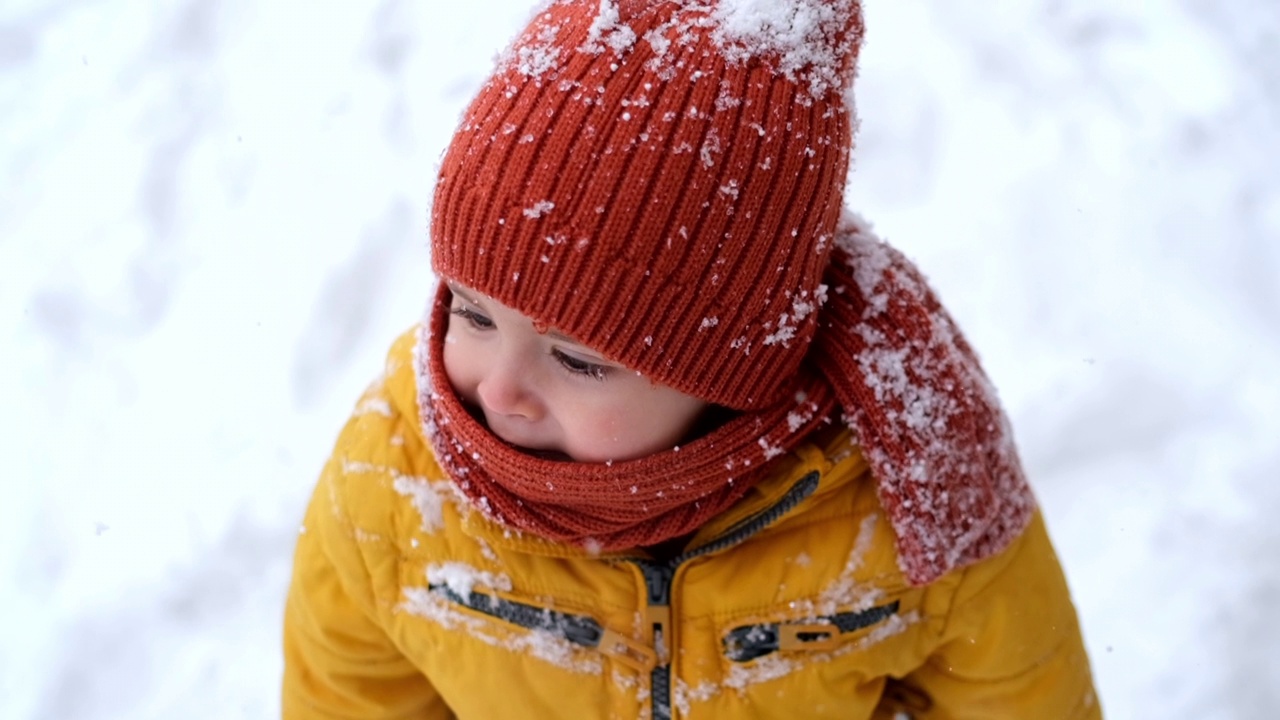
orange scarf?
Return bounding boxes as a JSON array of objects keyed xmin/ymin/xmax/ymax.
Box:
[{"xmin": 418, "ymin": 214, "xmax": 1035, "ymax": 585}]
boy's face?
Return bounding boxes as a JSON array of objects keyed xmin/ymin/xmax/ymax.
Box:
[{"xmin": 442, "ymin": 282, "xmax": 709, "ymax": 463}]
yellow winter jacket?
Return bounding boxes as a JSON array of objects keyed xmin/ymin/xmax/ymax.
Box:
[{"xmin": 283, "ymin": 329, "xmax": 1101, "ymax": 719}]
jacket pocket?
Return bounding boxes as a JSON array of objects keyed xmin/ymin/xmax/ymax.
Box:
[
  {"xmin": 722, "ymin": 600, "xmax": 901, "ymax": 662},
  {"xmin": 427, "ymin": 584, "xmax": 656, "ymax": 672}
]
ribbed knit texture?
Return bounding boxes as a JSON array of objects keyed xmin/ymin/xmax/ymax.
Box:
[
  {"xmin": 432, "ymin": 0, "xmax": 861, "ymax": 411},
  {"xmin": 420, "ymin": 0, "xmax": 1036, "ymax": 585}
]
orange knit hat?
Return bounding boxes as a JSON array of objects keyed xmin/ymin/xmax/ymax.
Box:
[{"xmin": 431, "ymin": 0, "xmax": 865, "ymax": 411}]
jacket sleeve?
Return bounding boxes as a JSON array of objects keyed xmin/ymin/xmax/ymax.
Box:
[
  {"xmin": 898, "ymin": 513, "xmax": 1102, "ymax": 719},
  {"xmin": 282, "ymin": 428, "xmax": 452, "ymax": 718}
]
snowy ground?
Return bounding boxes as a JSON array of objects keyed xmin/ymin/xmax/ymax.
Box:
[{"xmin": 2, "ymin": 1, "xmax": 1277, "ymax": 718}]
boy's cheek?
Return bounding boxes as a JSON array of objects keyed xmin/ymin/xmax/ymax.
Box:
[
  {"xmin": 566, "ymin": 409, "xmax": 627, "ymax": 453},
  {"xmin": 582, "ymin": 409, "xmax": 679, "ymax": 461},
  {"xmin": 441, "ymin": 334, "xmax": 477, "ymax": 399}
]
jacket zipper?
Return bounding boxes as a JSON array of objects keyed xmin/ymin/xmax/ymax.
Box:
[
  {"xmin": 630, "ymin": 471, "xmax": 822, "ymax": 720},
  {"xmin": 722, "ymin": 600, "xmax": 901, "ymax": 662},
  {"xmin": 429, "ymin": 470, "xmax": 821, "ymax": 719}
]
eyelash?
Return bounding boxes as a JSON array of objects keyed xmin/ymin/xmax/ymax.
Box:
[
  {"xmin": 451, "ymin": 305, "xmax": 493, "ymax": 330},
  {"xmin": 551, "ymin": 349, "xmax": 609, "ymax": 381},
  {"xmin": 450, "ymin": 305, "xmax": 610, "ymax": 381}
]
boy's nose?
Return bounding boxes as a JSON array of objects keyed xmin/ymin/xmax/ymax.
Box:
[{"xmin": 475, "ymin": 359, "xmax": 540, "ymax": 420}]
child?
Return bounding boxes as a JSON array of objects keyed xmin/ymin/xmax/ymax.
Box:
[{"xmin": 283, "ymin": 1, "xmax": 1101, "ymax": 718}]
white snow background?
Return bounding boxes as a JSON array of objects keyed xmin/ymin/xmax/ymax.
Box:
[{"xmin": 2, "ymin": 0, "xmax": 1277, "ymax": 717}]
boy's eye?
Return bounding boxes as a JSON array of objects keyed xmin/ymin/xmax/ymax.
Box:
[
  {"xmin": 450, "ymin": 306, "xmax": 494, "ymax": 330},
  {"xmin": 552, "ymin": 348, "xmax": 608, "ymax": 381}
]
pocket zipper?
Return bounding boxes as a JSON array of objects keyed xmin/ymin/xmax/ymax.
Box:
[
  {"xmin": 428, "ymin": 583, "xmax": 656, "ymax": 672},
  {"xmin": 723, "ymin": 600, "xmax": 901, "ymax": 662}
]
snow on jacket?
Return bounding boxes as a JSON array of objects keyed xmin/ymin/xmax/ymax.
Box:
[{"xmin": 282, "ymin": 329, "xmax": 1101, "ymax": 719}]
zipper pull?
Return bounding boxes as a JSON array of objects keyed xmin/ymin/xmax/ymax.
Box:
[
  {"xmin": 777, "ymin": 621, "xmax": 841, "ymax": 652},
  {"xmin": 648, "ymin": 605, "xmax": 671, "ymax": 664},
  {"xmin": 598, "ymin": 629, "xmax": 657, "ymax": 672}
]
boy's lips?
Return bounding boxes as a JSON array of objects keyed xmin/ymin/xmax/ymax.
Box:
[
  {"xmin": 482, "ymin": 412, "xmax": 571, "ymax": 460},
  {"xmin": 459, "ymin": 399, "xmax": 574, "ymax": 461}
]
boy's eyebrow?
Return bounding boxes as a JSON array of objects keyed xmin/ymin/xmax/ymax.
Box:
[
  {"xmin": 446, "ymin": 282, "xmax": 486, "ymax": 307},
  {"xmin": 546, "ymin": 328, "xmax": 611, "ymax": 360},
  {"xmin": 543, "ymin": 325, "xmax": 612, "ymax": 362},
  {"xmin": 446, "ymin": 280, "xmax": 611, "ymax": 360}
]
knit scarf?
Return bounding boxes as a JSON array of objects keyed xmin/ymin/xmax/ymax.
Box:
[{"xmin": 417, "ymin": 213, "xmax": 1035, "ymax": 585}]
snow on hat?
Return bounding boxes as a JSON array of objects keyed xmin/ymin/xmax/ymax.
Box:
[{"xmin": 431, "ymin": 0, "xmax": 865, "ymax": 411}]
